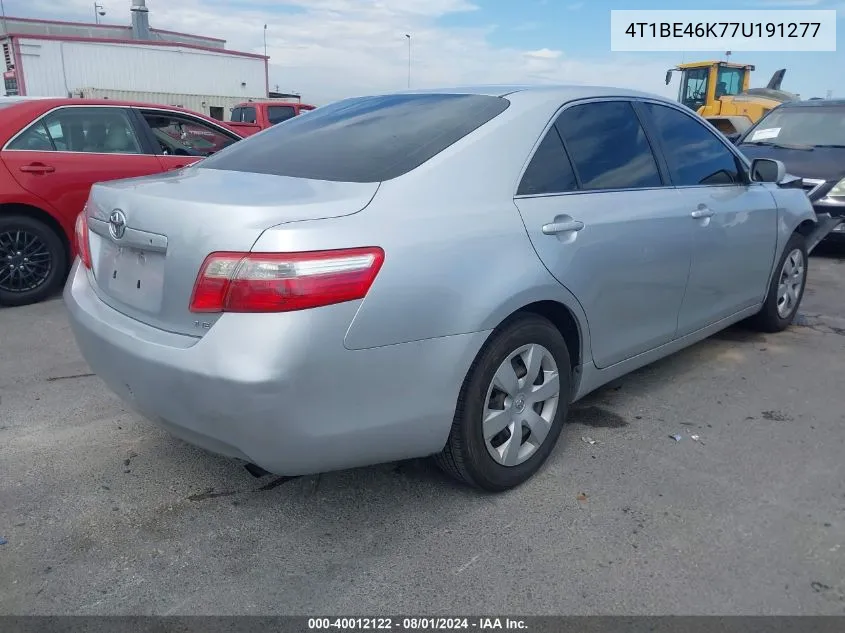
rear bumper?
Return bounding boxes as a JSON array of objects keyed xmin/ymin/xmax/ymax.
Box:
[{"xmin": 63, "ymin": 260, "xmax": 488, "ymax": 475}]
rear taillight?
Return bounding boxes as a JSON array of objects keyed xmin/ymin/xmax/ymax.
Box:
[
  {"xmin": 189, "ymin": 247, "xmax": 385, "ymax": 313},
  {"xmin": 74, "ymin": 210, "xmax": 92, "ymax": 269}
]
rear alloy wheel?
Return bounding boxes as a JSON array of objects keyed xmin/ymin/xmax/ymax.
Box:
[
  {"xmin": 436, "ymin": 314, "xmax": 571, "ymax": 491},
  {"xmin": 749, "ymin": 232, "xmax": 808, "ymax": 333},
  {"xmin": 0, "ymin": 215, "xmax": 67, "ymax": 307}
]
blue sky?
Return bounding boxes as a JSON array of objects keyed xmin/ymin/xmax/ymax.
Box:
[
  {"xmin": 4, "ymin": 0, "xmax": 843, "ymax": 103},
  {"xmin": 440, "ymin": 0, "xmax": 843, "ymax": 98}
]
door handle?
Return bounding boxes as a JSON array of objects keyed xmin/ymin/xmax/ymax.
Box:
[
  {"xmin": 542, "ymin": 219, "xmax": 585, "ymax": 235},
  {"xmin": 691, "ymin": 206, "xmax": 714, "ymax": 219},
  {"xmin": 19, "ymin": 163, "xmax": 55, "ymax": 174}
]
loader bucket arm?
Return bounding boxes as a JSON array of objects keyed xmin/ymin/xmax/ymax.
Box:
[{"xmin": 767, "ymin": 69, "xmax": 786, "ymax": 91}]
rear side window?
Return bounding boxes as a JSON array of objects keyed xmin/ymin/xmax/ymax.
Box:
[
  {"xmin": 517, "ymin": 127, "xmax": 577, "ymax": 196},
  {"xmin": 642, "ymin": 102, "xmax": 741, "ymax": 186},
  {"xmin": 241, "ymin": 107, "xmax": 257, "ymax": 124},
  {"xmin": 268, "ymin": 105, "xmax": 296, "ymax": 124},
  {"xmin": 199, "ymin": 93, "xmax": 510, "ymax": 182},
  {"xmin": 556, "ymin": 101, "xmax": 662, "ymax": 190},
  {"xmin": 230, "ymin": 106, "xmax": 257, "ymax": 123}
]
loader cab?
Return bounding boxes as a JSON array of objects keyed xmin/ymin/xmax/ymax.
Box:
[{"xmin": 666, "ymin": 62, "xmax": 754, "ymax": 114}]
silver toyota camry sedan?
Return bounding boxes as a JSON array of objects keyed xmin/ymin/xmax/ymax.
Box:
[{"xmin": 64, "ymin": 85, "xmax": 826, "ymax": 491}]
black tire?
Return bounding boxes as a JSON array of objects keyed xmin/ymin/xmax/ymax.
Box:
[
  {"xmin": 748, "ymin": 232, "xmax": 808, "ymax": 333},
  {"xmin": 435, "ymin": 314, "xmax": 572, "ymax": 491},
  {"xmin": 0, "ymin": 214, "xmax": 67, "ymax": 307}
]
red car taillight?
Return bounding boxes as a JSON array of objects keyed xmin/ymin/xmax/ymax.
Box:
[
  {"xmin": 189, "ymin": 247, "xmax": 385, "ymax": 313},
  {"xmin": 74, "ymin": 210, "xmax": 92, "ymax": 269}
]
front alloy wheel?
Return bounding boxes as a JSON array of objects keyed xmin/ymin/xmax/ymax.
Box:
[{"xmin": 776, "ymin": 248, "xmax": 805, "ymax": 319}]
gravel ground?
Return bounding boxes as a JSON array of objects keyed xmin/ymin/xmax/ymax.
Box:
[{"xmin": 1, "ymin": 248, "xmax": 844, "ymax": 616}]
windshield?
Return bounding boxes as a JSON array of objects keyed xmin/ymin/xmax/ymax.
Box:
[
  {"xmin": 678, "ymin": 68, "xmax": 709, "ymax": 111},
  {"xmin": 742, "ymin": 107, "xmax": 845, "ymax": 147}
]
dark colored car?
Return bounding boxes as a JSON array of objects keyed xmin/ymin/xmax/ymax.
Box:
[{"xmin": 735, "ymin": 99, "xmax": 845, "ymax": 243}]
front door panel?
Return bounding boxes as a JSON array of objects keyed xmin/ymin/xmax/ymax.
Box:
[{"xmin": 675, "ymin": 184, "xmax": 778, "ymax": 336}]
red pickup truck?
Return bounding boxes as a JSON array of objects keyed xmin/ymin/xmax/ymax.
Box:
[{"xmin": 228, "ymin": 100, "xmax": 316, "ymax": 136}]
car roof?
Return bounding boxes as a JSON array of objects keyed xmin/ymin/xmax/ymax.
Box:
[
  {"xmin": 779, "ymin": 98, "xmax": 845, "ymax": 109},
  {"xmin": 0, "ymin": 96, "xmax": 215, "ymax": 114},
  {"xmin": 366, "ymin": 84, "xmax": 670, "ymax": 103},
  {"xmin": 238, "ymin": 101, "xmax": 313, "ymax": 106}
]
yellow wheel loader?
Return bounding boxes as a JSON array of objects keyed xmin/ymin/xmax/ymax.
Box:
[{"xmin": 665, "ymin": 61, "xmax": 800, "ymax": 135}]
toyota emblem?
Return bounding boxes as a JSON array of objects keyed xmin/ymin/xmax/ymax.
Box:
[{"xmin": 109, "ymin": 209, "xmax": 127, "ymax": 240}]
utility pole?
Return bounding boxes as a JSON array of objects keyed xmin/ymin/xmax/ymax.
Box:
[
  {"xmin": 405, "ymin": 34, "xmax": 411, "ymax": 89},
  {"xmin": 263, "ymin": 24, "xmax": 268, "ymax": 58}
]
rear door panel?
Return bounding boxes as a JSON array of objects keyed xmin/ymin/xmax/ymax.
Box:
[
  {"xmin": 514, "ymin": 99, "xmax": 694, "ymax": 370},
  {"xmin": 3, "ymin": 151, "xmax": 162, "ymax": 220},
  {"xmin": 515, "ymin": 189, "xmax": 693, "ymax": 368}
]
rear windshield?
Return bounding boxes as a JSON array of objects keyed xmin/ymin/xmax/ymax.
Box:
[{"xmin": 199, "ymin": 93, "xmax": 510, "ymax": 182}]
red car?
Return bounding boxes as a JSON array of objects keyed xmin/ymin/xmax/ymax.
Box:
[{"xmin": 0, "ymin": 97, "xmax": 243, "ymax": 306}]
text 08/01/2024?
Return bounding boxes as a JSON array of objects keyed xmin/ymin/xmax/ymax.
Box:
[{"xmin": 610, "ymin": 9, "xmax": 837, "ymax": 52}]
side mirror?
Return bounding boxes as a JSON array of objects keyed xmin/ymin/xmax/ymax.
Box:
[
  {"xmin": 725, "ymin": 132, "xmax": 741, "ymax": 144},
  {"xmin": 665, "ymin": 70, "xmax": 673, "ymax": 85},
  {"xmin": 750, "ymin": 158, "xmax": 786, "ymax": 184}
]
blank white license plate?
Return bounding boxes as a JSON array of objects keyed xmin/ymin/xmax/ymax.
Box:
[{"xmin": 101, "ymin": 243, "xmax": 165, "ymax": 312}]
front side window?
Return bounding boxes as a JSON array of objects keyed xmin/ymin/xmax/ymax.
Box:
[
  {"xmin": 517, "ymin": 126, "xmax": 577, "ymax": 196},
  {"xmin": 200, "ymin": 93, "xmax": 510, "ymax": 182},
  {"xmin": 643, "ymin": 102, "xmax": 741, "ymax": 186},
  {"xmin": 715, "ymin": 67, "xmax": 744, "ymax": 99},
  {"xmin": 555, "ymin": 101, "xmax": 662, "ymax": 191},
  {"xmin": 140, "ymin": 111, "xmax": 239, "ymax": 157},
  {"xmin": 8, "ymin": 107, "xmax": 142, "ymax": 154}
]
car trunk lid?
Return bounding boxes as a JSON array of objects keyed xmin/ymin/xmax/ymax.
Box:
[{"xmin": 85, "ymin": 167, "xmax": 379, "ymax": 337}]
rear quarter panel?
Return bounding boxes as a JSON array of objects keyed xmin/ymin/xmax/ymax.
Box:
[{"xmin": 249, "ymin": 93, "xmax": 594, "ymax": 364}]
